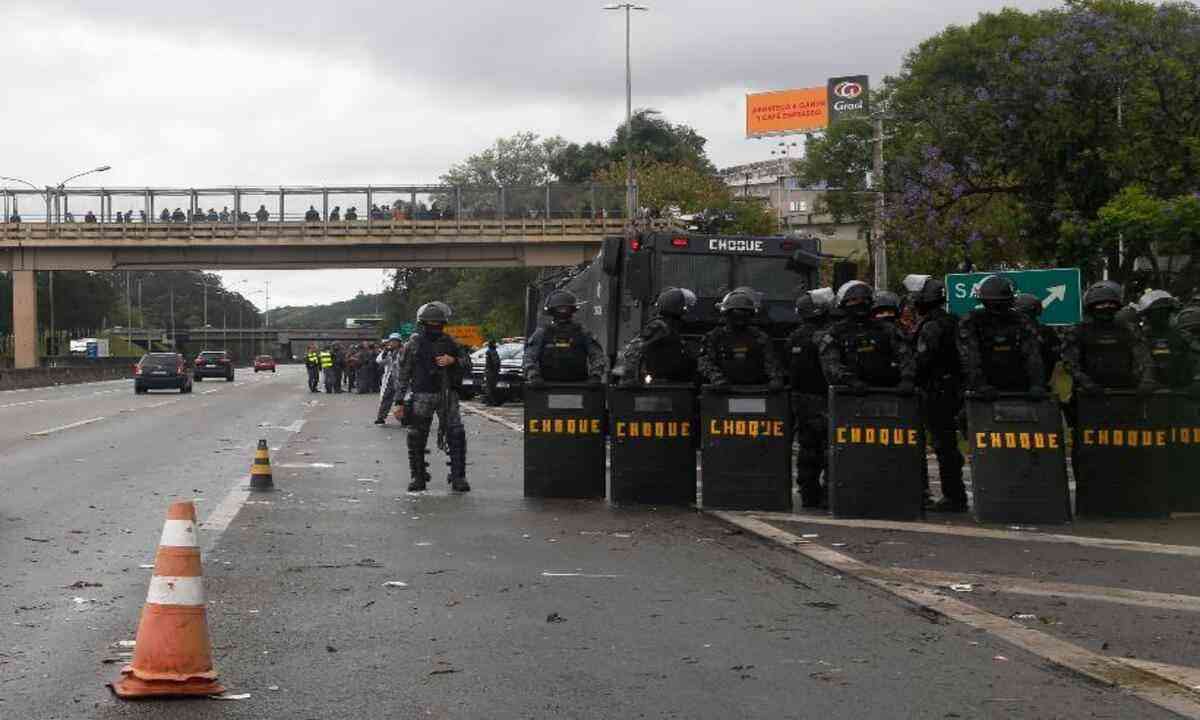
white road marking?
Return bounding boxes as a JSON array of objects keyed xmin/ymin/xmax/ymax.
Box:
[
  {"xmin": 461, "ymin": 403, "xmax": 523, "ymax": 433},
  {"xmin": 541, "ymin": 572, "xmax": 623, "ymax": 579},
  {"xmin": 892, "ymin": 567, "xmax": 1200, "ymax": 613},
  {"xmin": 28, "ymin": 416, "xmax": 107, "ymax": 437},
  {"xmin": 277, "ymin": 462, "xmax": 333, "ymax": 469},
  {"xmin": 712, "ymin": 511, "xmax": 1200, "ymax": 718},
  {"xmin": 201, "ymin": 389, "xmax": 221, "ymax": 394},
  {"xmin": 747, "ymin": 511, "xmax": 1200, "ymax": 559},
  {"xmin": 198, "ymin": 476, "xmax": 251, "ymax": 552}
]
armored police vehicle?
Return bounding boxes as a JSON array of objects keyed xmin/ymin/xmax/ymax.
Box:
[{"xmin": 525, "ymin": 231, "xmax": 822, "ymax": 380}]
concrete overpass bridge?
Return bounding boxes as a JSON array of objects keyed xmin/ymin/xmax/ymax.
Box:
[
  {"xmin": 112, "ymin": 326, "xmax": 383, "ymax": 360},
  {"xmin": 2, "ymin": 183, "xmax": 636, "ymax": 367}
]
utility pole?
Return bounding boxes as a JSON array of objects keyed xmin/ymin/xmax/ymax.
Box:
[
  {"xmin": 871, "ymin": 114, "xmax": 887, "ymax": 289},
  {"xmin": 605, "ymin": 3, "xmax": 648, "ymax": 236}
]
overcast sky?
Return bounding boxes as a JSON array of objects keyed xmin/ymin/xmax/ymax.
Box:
[{"xmin": 2, "ymin": 0, "xmax": 1062, "ymax": 309}]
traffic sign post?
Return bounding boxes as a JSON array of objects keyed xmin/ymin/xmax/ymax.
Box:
[{"xmin": 945, "ymin": 268, "xmax": 1082, "ymax": 325}]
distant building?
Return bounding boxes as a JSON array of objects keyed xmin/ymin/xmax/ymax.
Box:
[{"xmin": 719, "ymin": 160, "xmax": 868, "ymax": 260}]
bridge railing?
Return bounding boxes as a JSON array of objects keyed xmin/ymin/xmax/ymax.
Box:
[{"xmin": 0, "ymin": 183, "xmax": 629, "ymax": 225}]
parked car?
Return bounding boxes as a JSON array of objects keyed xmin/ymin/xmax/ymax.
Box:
[
  {"xmin": 253, "ymin": 355, "xmax": 277, "ymax": 373},
  {"xmin": 194, "ymin": 350, "xmax": 235, "ymax": 381},
  {"xmin": 134, "ymin": 352, "xmax": 193, "ymax": 394},
  {"xmin": 462, "ymin": 341, "xmax": 524, "ymax": 404}
]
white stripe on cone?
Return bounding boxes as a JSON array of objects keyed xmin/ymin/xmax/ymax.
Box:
[
  {"xmin": 159, "ymin": 519, "xmax": 199, "ymax": 548},
  {"xmin": 145, "ymin": 575, "xmax": 206, "ymax": 606}
]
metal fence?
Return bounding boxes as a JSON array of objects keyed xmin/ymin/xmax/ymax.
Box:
[{"xmin": 0, "ymin": 184, "xmax": 629, "ymax": 225}]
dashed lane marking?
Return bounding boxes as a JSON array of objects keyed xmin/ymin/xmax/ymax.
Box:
[
  {"xmin": 199, "ymin": 475, "xmax": 251, "ymax": 552},
  {"xmin": 746, "ymin": 511, "xmax": 1200, "ymax": 559},
  {"xmin": 892, "ymin": 567, "xmax": 1200, "ymax": 613},
  {"xmin": 710, "ymin": 511, "xmax": 1200, "ymax": 718},
  {"xmin": 28, "ymin": 416, "xmax": 107, "ymax": 437}
]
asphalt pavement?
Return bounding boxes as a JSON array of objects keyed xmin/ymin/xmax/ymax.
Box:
[{"xmin": 0, "ymin": 366, "xmax": 1191, "ymax": 718}]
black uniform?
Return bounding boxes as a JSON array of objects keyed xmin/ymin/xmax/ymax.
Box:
[
  {"xmin": 698, "ymin": 325, "xmax": 784, "ymax": 386},
  {"xmin": 1062, "ymin": 319, "xmax": 1154, "ymax": 394},
  {"xmin": 818, "ymin": 316, "xmax": 915, "ymax": 391},
  {"xmin": 484, "ymin": 345, "xmax": 501, "ymax": 403},
  {"xmin": 621, "ymin": 316, "xmax": 696, "ymax": 385},
  {"xmin": 957, "ymin": 309, "xmax": 1045, "ymax": 393},
  {"xmin": 914, "ymin": 306, "xmax": 966, "ymax": 505},
  {"xmin": 393, "ymin": 331, "xmax": 471, "ymax": 487},
  {"xmin": 524, "ymin": 320, "xmax": 606, "ymax": 383},
  {"xmin": 1143, "ymin": 325, "xmax": 1195, "ymax": 389},
  {"xmin": 786, "ymin": 319, "xmax": 829, "ymax": 504}
]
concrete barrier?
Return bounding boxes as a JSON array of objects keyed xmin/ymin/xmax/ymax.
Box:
[{"xmin": 0, "ymin": 364, "xmax": 131, "ymax": 391}]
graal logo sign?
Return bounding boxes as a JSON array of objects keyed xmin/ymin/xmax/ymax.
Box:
[
  {"xmin": 827, "ymin": 75, "xmax": 869, "ymax": 122},
  {"xmin": 833, "ymin": 81, "xmax": 863, "ymax": 100}
]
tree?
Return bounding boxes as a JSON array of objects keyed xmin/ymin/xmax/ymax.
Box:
[{"xmin": 440, "ymin": 132, "xmax": 568, "ymax": 188}]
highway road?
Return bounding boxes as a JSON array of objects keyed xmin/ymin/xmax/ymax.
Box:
[{"xmin": 0, "ymin": 366, "xmax": 1191, "ymax": 718}]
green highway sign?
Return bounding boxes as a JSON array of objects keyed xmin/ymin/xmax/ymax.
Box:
[
  {"xmin": 945, "ymin": 268, "xmax": 1082, "ymax": 326},
  {"xmin": 396, "ymin": 321, "xmax": 416, "ymax": 337}
]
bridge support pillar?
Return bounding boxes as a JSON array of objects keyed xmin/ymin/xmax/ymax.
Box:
[{"xmin": 12, "ymin": 270, "xmax": 39, "ymax": 369}]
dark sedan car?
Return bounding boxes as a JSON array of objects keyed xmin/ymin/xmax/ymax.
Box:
[
  {"xmin": 194, "ymin": 350, "xmax": 235, "ymax": 381},
  {"xmin": 134, "ymin": 352, "xmax": 193, "ymax": 394},
  {"xmin": 462, "ymin": 342, "xmax": 524, "ymax": 404}
]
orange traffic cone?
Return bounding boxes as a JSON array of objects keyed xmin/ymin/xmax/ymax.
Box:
[
  {"xmin": 110, "ymin": 500, "xmax": 225, "ymax": 698},
  {"xmin": 250, "ymin": 439, "xmax": 273, "ymax": 491}
]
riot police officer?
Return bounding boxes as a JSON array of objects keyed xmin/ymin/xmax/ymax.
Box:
[
  {"xmin": 620, "ymin": 287, "xmax": 698, "ymax": 386},
  {"xmin": 912, "ymin": 278, "xmax": 967, "ymax": 512},
  {"xmin": 524, "ymin": 289, "xmax": 607, "ymax": 385},
  {"xmin": 958, "ymin": 276, "xmax": 1047, "ymax": 400},
  {"xmin": 392, "ymin": 302, "xmax": 472, "ymax": 492},
  {"xmin": 1015, "ymin": 293, "xmax": 1061, "ymax": 385},
  {"xmin": 1137, "ymin": 290, "xmax": 1194, "ymax": 389},
  {"xmin": 787, "ymin": 287, "xmax": 834, "ymax": 507},
  {"xmin": 698, "ymin": 288, "xmax": 784, "ymax": 388},
  {"xmin": 870, "ymin": 290, "xmax": 901, "ymax": 325},
  {"xmin": 818, "ymin": 281, "xmax": 915, "ymax": 395},
  {"xmin": 1062, "ymin": 282, "xmax": 1156, "ymax": 397}
]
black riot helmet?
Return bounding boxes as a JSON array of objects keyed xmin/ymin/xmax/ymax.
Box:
[
  {"xmin": 416, "ymin": 301, "xmax": 451, "ymax": 336},
  {"xmin": 1014, "ymin": 293, "xmax": 1042, "ymax": 319},
  {"xmin": 718, "ymin": 289, "xmax": 758, "ymax": 327},
  {"xmin": 871, "ymin": 290, "xmax": 900, "ymax": 320},
  {"xmin": 1137, "ymin": 289, "xmax": 1178, "ymax": 329},
  {"xmin": 914, "ymin": 277, "xmax": 946, "ymax": 308},
  {"xmin": 654, "ymin": 287, "xmax": 697, "ymax": 319},
  {"xmin": 977, "ymin": 275, "xmax": 1015, "ymax": 314},
  {"xmin": 836, "ymin": 280, "xmax": 874, "ymax": 318},
  {"xmin": 543, "ymin": 289, "xmax": 580, "ymax": 321},
  {"xmin": 1083, "ymin": 281, "xmax": 1123, "ymax": 311}
]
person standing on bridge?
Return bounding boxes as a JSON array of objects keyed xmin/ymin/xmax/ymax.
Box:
[
  {"xmin": 392, "ymin": 303, "xmax": 472, "ymax": 492},
  {"xmin": 255, "ymin": 205, "xmax": 269, "ymax": 223},
  {"xmin": 305, "ymin": 343, "xmax": 321, "ymax": 393}
]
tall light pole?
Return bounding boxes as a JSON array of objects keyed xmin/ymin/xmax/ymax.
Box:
[
  {"xmin": 55, "ymin": 165, "xmax": 111, "ymax": 223},
  {"xmin": 604, "ymin": 3, "xmax": 648, "ymax": 235},
  {"xmin": 47, "ymin": 166, "xmax": 111, "ymax": 356},
  {"xmin": 770, "ymin": 141, "xmax": 799, "ymax": 230},
  {"xmin": 0, "ymin": 176, "xmax": 44, "ymax": 222}
]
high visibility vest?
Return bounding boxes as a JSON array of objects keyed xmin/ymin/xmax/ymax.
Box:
[
  {"xmin": 319, "ymin": 351, "xmax": 333, "ymax": 369},
  {"xmin": 306, "ymin": 351, "xmax": 319, "ymax": 365}
]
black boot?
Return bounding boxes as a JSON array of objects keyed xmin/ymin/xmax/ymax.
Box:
[
  {"xmin": 447, "ymin": 427, "xmax": 470, "ymax": 492},
  {"xmin": 407, "ymin": 420, "xmax": 431, "ymax": 491}
]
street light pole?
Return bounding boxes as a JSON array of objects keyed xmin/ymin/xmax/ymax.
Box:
[
  {"xmin": 605, "ymin": 3, "xmax": 648, "ymax": 235},
  {"xmin": 47, "ymin": 166, "xmax": 111, "ymax": 354},
  {"xmin": 871, "ymin": 114, "xmax": 887, "ymax": 289}
]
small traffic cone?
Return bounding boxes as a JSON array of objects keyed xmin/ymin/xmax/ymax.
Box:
[
  {"xmin": 250, "ymin": 439, "xmax": 273, "ymax": 491},
  {"xmin": 111, "ymin": 501, "xmax": 225, "ymax": 698}
]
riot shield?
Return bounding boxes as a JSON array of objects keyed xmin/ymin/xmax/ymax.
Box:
[
  {"xmin": 1171, "ymin": 392, "xmax": 1200, "ymax": 512},
  {"xmin": 1073, "ymin": 391, "xmax": 1171, "ymax": 518},
  {"xmin": 966, "ymin": 393, "xmax": 1070, "ymax": 524},
  {"xmin": 608, "ymin": 384, "xmax": 697, "ymax": 506},
  {"xmin": 524, "ymin": 383, "xmax": 606, "ymax": 499},
  {"xmin": 827, "ymin": 387, "xmax": 924, "ymax": 520},
  {"xmin": 699, "ymin": 386, "xmax": 791, "ymax": 511}
]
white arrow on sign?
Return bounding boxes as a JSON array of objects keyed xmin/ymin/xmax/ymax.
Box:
[{"xmin": 1042, "ymin": 285, "xmax": 1067, "ymax": 308}]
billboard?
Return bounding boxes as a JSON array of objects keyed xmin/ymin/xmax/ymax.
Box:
[
  {"xmin": 827, "ymin": 75, "xmax": 869, "ymax": 124},
  {"xmin": 745, "ymin": 86, "xmax": 828, "ymax": 138},
  {"xmin": 745, "ymin": 75, "xmax": 870, "ymax": 137}
]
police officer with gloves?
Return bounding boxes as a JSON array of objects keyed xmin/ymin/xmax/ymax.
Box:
[
  {"xmin": 620, "ymin": 287, "xmax": 698, "ymax": 386},
  {"xmin": 911, "ymin": 277, "xmax": 968, "ymax": 512},
  {"xmin": 392, "ymin": 302, "xmax": 472, "ymax": 493},
  {"xmin": 957, "ymin": 275, "xmax": 1047, "ymax": 400},
  {"xmin": 786, "ymin": 287, "xmax": 834, "ymax": 507},
  {"xmin": 818, "ymin": 281, "xmax": 915, "ymax": 395},
  {"xmin": 698, "ymin": 288, "xmax": 784, "ymax": 388},
  {"xmin": 1062, "ymin": 282, "xmax": 1156, "ymax": 398},
  {"xmin": 1137, "ymin": 290, "xmax": 1196, "ymax": 390},
  {"xmin": 524, "ymin": 289, "xmax": 607, "ymax": 386}
]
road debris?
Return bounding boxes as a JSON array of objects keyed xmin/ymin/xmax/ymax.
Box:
[
  {"xmin": 66, "ymin": 581, "xmax": 102, "ymax": 589},
  {"xmin": 210, "ymin": 693, "xmax": 252, "ymax": 700},
  {"xmin": 382, "ymin": 581, "xmax": 409, "ymax": 588},
  {"xmin": 546, "ymin": 612, "xmax": 566, "ymax": 623},
  {"xmin": 949, "ymin": 583, "xmax": 974, "ymax": 593}
]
